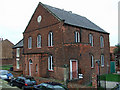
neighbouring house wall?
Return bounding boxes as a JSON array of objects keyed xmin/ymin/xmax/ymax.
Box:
[{"xmin": 0, "ymin": 39, "xmax": 14, "ymax": 66}]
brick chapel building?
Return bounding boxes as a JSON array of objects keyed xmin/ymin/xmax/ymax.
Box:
[{"xmin": 13, "ymin": 2, "xmax": 110, "ymax": 84}]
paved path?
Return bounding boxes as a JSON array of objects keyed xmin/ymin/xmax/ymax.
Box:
[
  {"xmin": 0, "ymin": 79, "xmax": 21, "ymax": 89},
  {"xmin": 100, "ymin": 80, "xmax": 119, "ymax": 89}
]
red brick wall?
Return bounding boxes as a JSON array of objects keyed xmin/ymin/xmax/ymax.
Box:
[{"xmin": 22, "ymin": 3, "xmax": 110, "ymax": 85}]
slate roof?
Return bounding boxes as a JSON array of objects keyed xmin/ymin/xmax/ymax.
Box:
[
  {"xmin": 13, "ymin": 39, "xmax": 23, "ymax": 48},
  {"xmin": 42, "ymin": 3, "xmax": 108, "ymax": 33}
]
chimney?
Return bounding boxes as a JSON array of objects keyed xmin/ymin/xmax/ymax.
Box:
[{"xmin": 0, "ymin": 38, "xmax": 3, "ymax": 41}]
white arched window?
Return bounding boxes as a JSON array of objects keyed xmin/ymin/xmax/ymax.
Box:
[
  {"xmin": 75, "ymin": 31, "xmax": 80, "ymax": 43},
  {"xmin": 28, "ymin": 37, "xmax": 32, "ymax": 49},
  {"xmin": 48, "ymin": 55, "xmax": 53, "ymax": 71},
  {"xmin": 16, "ymin": 58, "xmax": 20, "ymax": 69},
  {"xmin": 48, "ymin": 32, "xmax": 53, "ymax": 47},
  {"xmin": 100, "ymin": 36, "xmax": 104, "ymax": 48},
  {"xmin": 91, "ymin": 55, "xmax": 94, "ymax": 68},
  {"xmin": 101, "ymin": 55, "xmax": 104, "ymax": 67},
  {"xmin": 37, "ymin": 35, "xmax": 41, "ymax": 48},
  {"xmin": 89, "ymin": 34, "xmax": 93, "ymax": 46}
]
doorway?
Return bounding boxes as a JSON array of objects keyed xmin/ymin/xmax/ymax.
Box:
[
  {"xmin": 29, "ymin": 59, "xmax": 33, "ymax": 76},
  {"xmin": 70, "ymin": 60, "xmax": 78, "ymax": 80}
]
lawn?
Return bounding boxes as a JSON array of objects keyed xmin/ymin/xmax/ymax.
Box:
[
  {"xmin": 100, "ymin": 73, "xmax": 120, "ymax": 82},
  {"xmin": 0, "ymin": 65, "xmax": 13, "ymax": 70}
]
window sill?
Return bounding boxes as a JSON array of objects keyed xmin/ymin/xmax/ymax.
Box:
[
  {"xmin": 28, "ymin": 48, "xmax": 32, "ymax": 50},
  {"xmin": 101, "ymin": 65, "xmax": 104, "ymax": 67},
  {"xmin": 91, "ymin": 67, "xmax": 94, "ymax": 69},
  {"xmin": 48, "ymin": 70, "xmax": 54, "ymax": 72},
  {"xmin": 48, "ymin": 46, "xmax": 53, "ymax": 48},
  {"xmin": 37, "ymin": 47, "xmax": 41, "ymax": 49}
]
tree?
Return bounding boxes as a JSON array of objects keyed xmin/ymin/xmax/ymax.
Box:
[{"xmin": 114, "ymin": 43, "xmax": 120, "ymax": 55}]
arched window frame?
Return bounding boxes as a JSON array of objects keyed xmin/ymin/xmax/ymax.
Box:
[
  {"xmin": 100, "ymin": 36, "xmax": 104, "ymax": 48},
  {"xmin": 37, "ymin": 34, "xmax": 41, "ymax": 48},
  {"xmin": 16, "ymin": 58, "xmax": 20, "ymax": 69},
  {"xmin": 101, "ymin": 54, "xmax": 104, "ymax": 67},
  {"xmin": 48, "ymin": 32, "xmax": 53, "ymax": 47},
  {"xmin": 48, "ymin": 55, "xmax": 53, "ymax": 71},
  {"xmin": 75, "ymin": 31, "xmax": 80, "ymax": 43},
  {"xmin": 91, "ymin": 55, "xmax": 94, "ymax": 68},
  {"xmin": 28, "ymin": 36, "xmax": 32, "ymax": 49},
  {"xmin": 89, "ymin": 34, "xmax": 93, "ymax": 46}
]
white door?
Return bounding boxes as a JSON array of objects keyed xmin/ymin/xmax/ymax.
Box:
[{"xmin": 29, "ymin": 60, "xmax": 32, "ymax": 76}]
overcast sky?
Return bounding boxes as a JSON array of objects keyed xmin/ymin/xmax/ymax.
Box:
[{"xmin": 0, "ymin": 0, "xmax": 119, "ymax": 46}]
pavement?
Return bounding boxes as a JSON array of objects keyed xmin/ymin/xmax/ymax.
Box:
[
  {"xmin": 100, "ymin": 80, "xmax": 119, "ymax": 89},
  {"xmin": 0, "ymin": 79, "xmax": 21, "ymax": 90}
]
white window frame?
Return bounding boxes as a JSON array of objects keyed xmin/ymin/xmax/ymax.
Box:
[
  {"xmin": 48, "ymin": 32, "xmax": 53, "ymax": 47},
  {"xmin": 16, "ymin": 48, "xmax": 20, "ymax": 57},
  {"xmin": 101, "ymin": 55, "xmax": 104, "ymax": 67},
  {"xmin": 37, "ymin": 35, "xmax": 41, "ymax": 48},
  {"xmin": 48, "ymin": 55, "xmax": 53, "ymax": 71},
  {"xmin": 89, "ymin": 34, "xmax": 93, "ymax": 46},
  {"xmin": 75, "ymin": 31, "xmax": 80, "ymax": 43},
  {"xmin": 100, "ymin": 36, "xmax": 104, "ymax": 48},
  {"xmin": 28, "ymin": 37, "xmax": 32, "ymax": 49},
  {"xmin": 91, "ymin": 55, "xmax": 94, "ymax": 68},
  {"xmin": 16, "ymin": 58, "xmax": 20, "ymax": 69}
]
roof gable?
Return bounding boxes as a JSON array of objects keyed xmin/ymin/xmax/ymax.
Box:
[
  {"xmin": 23, "ymin": 3, "xmax": 60, "ymax": 33},
  {"xmin": 13, "ymin": 39, "xmax": 23, "ymax": 48}
]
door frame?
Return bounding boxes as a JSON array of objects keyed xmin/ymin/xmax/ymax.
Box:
[
  {"xmin": 29, "ymin": 59, "xmax": 33, "ymax": 76},
  {"xmin": 70, "ymin": 59, "xmax": 78, "ymax": 80}
]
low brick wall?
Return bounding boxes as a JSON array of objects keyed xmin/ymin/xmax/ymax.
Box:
[
  {"xmin": 68, "ymin": 82, "xmax": 94, "ymax": 89},
  {"xmin": 0, "ymin": 58, "xmax": 13, "ymax": 66},
  {"xmin": 34, "ymin": 77, "xmax": 64, "ymax": 85},
  {"xmin": 9, "ymin": 71, "xmax": 94, "ymax": 89},
  {"xmin": 34, "ymin": 76, "xmax": 94, "ymax": 89},
  {"xmin": 10, "ymin": 71, "xmax": 23, "ymax": 78}
]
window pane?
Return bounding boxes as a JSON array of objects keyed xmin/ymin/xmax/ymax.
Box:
[
  {"xmin": 91, "ymin": 55, "xmax": 94, "ymax": 68},
  {"xmin": 100, "ymin": 36, "xmax": 104, "ymax": 48},
  {"xmin": 48, "ymin": 55, "xmax": 53, "ymax": 70},
  {"xmin": 16, "ymin": 48, "xmax": 20, "ymax": 57},
  {"xmin": 48, "ymin": 32, "xmax": 53, "ymax": 46},
  {"xmin": 16, "ymin": 58, "xmax": 20, "ymax": 69},
  {"xmin": 37, "ymin": 35, "xmax": 41, "ymax": 48},
  {"xmin": 89, "ymin": 34, "xmax": 93, "ymax": 46},
  {"xmin": 101, "ymin": 55, "xmax": 104, "ymax": 66},
  {"xmin": 28, "ymin": 37, "xmax": 32, "ymax": 49},
  {"xmin": 75, "ymin": 31, "xmax": 80, "ymax": 43}
]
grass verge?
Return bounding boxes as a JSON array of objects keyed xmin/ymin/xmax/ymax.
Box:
[
  {"xmin": 100, "ymin": 73, "xmax": 120, "ymax": 82},
  {"xmin": 0, "ymin": 65, "xmax": 13, "ymax": 70}
]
